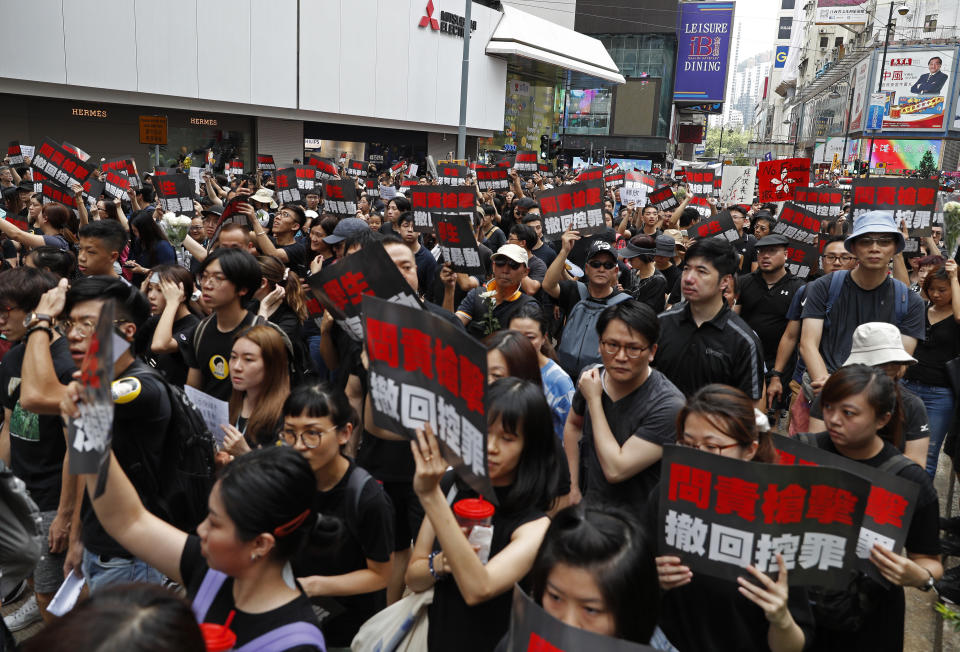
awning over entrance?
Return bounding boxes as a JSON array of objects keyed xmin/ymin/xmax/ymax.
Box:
[{"xmin": 485, "ymin": 6, "xmax": 625, "ymax": 85}]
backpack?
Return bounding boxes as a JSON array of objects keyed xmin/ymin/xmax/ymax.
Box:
[
  {"xmin": 136, "ymin": 366, "xmax": 217, "ymax": 533},
  {"xmin": 822, "ymin": 270, "xmax": 910, "ymax": 332},
  {"xmin": 795, "ymin": 433, "xmax": 915, "ymax": 631},
  {"xmin": 556, "ymin": 285, "xmax": 630, "ymax": 379}
]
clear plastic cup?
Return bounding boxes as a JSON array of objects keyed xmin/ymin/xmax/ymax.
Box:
[{"xmin": 453, "ymin": 498, "xmax": 495, "ymax": 564}]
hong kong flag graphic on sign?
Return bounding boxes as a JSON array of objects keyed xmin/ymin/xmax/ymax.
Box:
[{"xmin": 420, "ymin": 0, "xmax": 439, "ymax": 29}]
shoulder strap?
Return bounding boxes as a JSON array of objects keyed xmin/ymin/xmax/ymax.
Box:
[
  {"xmin": 823, "ymin": 270, "xmax": 848, "ymax": 331},
  {"xmin": 576, "ymin": 282, "xmax": 588, "ymax": 301},
  {"xmin": 343, "ymin": 466, "xmax": 375, "ymax": 543},
  {"xmin": 192, "ymin": 314, "xmax": 216, "ymax": 356},
  {"xmin": 235, "ymin": 621, "xmax": 327, "ymax": 652},
  {"xmin": 608, "ymin": 291, "xmax": 631, "ymax": 306},
  {"xmin": 890, "ymin": 278, "xmax": 910, "ymax": 326},
  {"xmin": 878, "ymin": 452, "xmax": 915, "ymax": 476},
  {"xmin": 191, "ymin": 568, "xmax": 229, "ymax": 623}
]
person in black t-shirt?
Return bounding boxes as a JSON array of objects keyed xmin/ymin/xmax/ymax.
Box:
[
  {"xmin": 184, "ymin": 249, "xmax": 261, "ymax": 401},
  {"xmin": 243, "ymin": 202, "xmax": 309, "ymax": 279},
  {"xmin": 397, "ymin": 211, "xmax": 438, "ymax": 298},
  {"xmin": 285, "ymin": 385, "xmax": 395, "ymax": 647},
  {"xmin": 656, "ymin": 385, "xmax": 814, "ymax": 652},
  {"xmin": 801, "ymin": 365, "xmax": 941, "ymax": 650},
  {"xmin": 141, "ymin": 264, "xmax": 200, "ymax": 387}
]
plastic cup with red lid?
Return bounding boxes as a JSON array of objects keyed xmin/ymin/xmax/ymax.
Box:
[{"xmin": 453, "ymin": 498, "xmax": 495, "ymax": 564}]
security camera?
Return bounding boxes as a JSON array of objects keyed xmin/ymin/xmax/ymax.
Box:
[{"xmin": 895, "ymin": 4, "xmax": 909, "ymax": 16}]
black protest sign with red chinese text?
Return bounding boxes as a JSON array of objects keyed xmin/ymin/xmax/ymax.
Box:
[
  {"xmin": 362, "ymin": 294, "xmax": 496, "ymax": 504},
  {"xmin": 538, "ymin": 163, "xmax": 552, "ymax": 176},
  {"xmin": 390, "ymin": 160, "xmax": 408, "ymax": 175},
  {"xmin": 274, "ymin": 168, "xmax": 303, "ymax": 206},
  {"xmin": 784, "ymin": 241, "xmax": 819, "ymax": 279},
  {"xmin": 794, "ymin": 186, "xmax": 843, "ymax": 218},
  {"xmin": 365, "ymin": 178, "xmax": 379, "ymax": 198},
  {"xmin": 758, "ymin": 158, "xmax": 811, "ymax": 202},
  {"xmin": 62, "ymin": 141, "xmax": 90, "ymax": 162},
  {"xmin": 81, "ymin": 175, "xmax": 105, "ymax": 203},
  {"xmin": 256, "ymin": 154, "xmax": 276, "ymax": 171},
  {"xmin": 228, "ymin": 159, "xmax": 243, "ymax": 177},
  {"xmin": 514, "ymin": 150, "xmax": 538, "ymax": 177},
  {"xmin": 1, "ymin": 208, "xmax": 28, "ymax": 232},
  {"xmin": 507, "ymin": 586, "xmax": 655, "ymax": 652},
  {"xmin": 344, "ymin": 159, "xmax": 367, "ymax": 180},
  {"xmin": 40, "ymin": 180, "xmax": 79, "ymax": 211},
  {"xmin": 307, "ymin": 156, "xmax": 340, "ymax": 181},
  {"xmin": 684, "ymin": 168, "xmax": 715, "ymax": 218},
  {"xmin": 155, "ymin": 174, "xmax": 196, "ymax": 216},
  {"xmin": 68, "ymin": 301, "xmax": 116, "ymax": 485},
  {"xmin": 102, "ymin": 158, "xmax": 142, "ymax": 190},
  {"xmin": 409, "ymin": 185, "xmax": 476, "ymax": 234},
  {"xmin": 603, "ymin": 171, "xmax": 625, "ymax": 191},
  {"xmin": 323, "ymin": 179, "xmax": 358, "ymax": 217},
  {"xmin": 537, "ymin": 179, "xmax": 606, "ymax": 240},
  {"xmin": 475, "ymin": 165, "xmax": 509, "ymax": 191},
  {"xmin": 31, "ymin": 138, "xmax": 94, "ymax": 191},
  {"xmin": 293, "ymin": 166, "xmax": 318, "ymax": 194},
  {"xmin": 685, "ymin": 209, "xmax": 739, "ymax": 243},
  {"xmin": 773, "ymin": 434, "xmax": 920, "ymax": 584},
  {"xmin": 153, "ymin": 167, "xmax": 178, "ymax": 176},
  {"xmin": 31, "ymin": 168, "xmax": 47, "ymax": 194},
  {"xmin": 307, "ymin": 242, "xmax": 420, "ymax": 341},
  {"xmin": 494, "ymin": 156, "xmax": 514, "ymax": 170},
  {"xmin": 103, "ymin": 169, "xmax": 130, "ymax": 201},
  {"xmin": 437, "ymin": 164, "xmax": 469, "ymax": 186},
  {"xmin": 659, "ymin": 445, "xmax": 870, "ymax": 588},
  {"xmin": 575, "ymin": 167, "xmax": 604, "ymax": 182},
  {"xmin": 850, "ymin": 178, "xmax": 938, "ymax": 237},
  {"xmin": 648, "ymin": 185, "xmax": 679, "ymax": 213},
  {"xmin": 7, "ymin": 141, "xmax": 24, "ymax": 166},
  {"xmin": 436, "ymin": 213, "xmax": 483, "ymax": 276},
  {"xmin": 207, "ymin": 195, "xmax": 252, "ymax": 250},
  {"xmin": 772, "ymin": 202, "xmax": 821, "ymax": 247}
]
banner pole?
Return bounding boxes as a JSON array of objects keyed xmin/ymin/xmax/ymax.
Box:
[{"xmin": 456, "ymin": 0, "xmax": 472, "ymax": 161}]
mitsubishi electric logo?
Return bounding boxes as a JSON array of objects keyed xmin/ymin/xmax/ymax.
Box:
[
  {"xmin": 418, "ymin": 0, "xmax": 477, "ymax": 38},
  {"xmin": 419, "ymin": 0, "xmax": 439, "ymax": 30}
]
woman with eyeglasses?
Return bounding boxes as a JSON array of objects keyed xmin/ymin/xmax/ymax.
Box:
[
  {"xmin": 285, "ymin": 384, "xmax": 396, "ymax": 648},
  {"xmin": 654, "ymin": 384, "xmax": 813, "ymax": 652}
]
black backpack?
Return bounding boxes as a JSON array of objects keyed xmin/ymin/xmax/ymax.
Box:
[{"xmin": 137, "ymin": 366, "xmax": 217, "ymax": 533}]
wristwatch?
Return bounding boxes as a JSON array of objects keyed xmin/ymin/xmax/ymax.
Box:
[
  {"xmin": 22, "ymin": 312, "xmax": 53, "ymax": 330},
  {"xmin": 919, "ymin": 569, "xmax": 936, "ymax": 592}
]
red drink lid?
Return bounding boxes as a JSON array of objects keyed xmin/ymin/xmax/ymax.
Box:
[
  {"xmin": 453, "ymin": 497, "xmax": 495, "ymax": 520},
  {"xmin": 200, "ymin": 622, "xmax": 237, "ymax": 652}
]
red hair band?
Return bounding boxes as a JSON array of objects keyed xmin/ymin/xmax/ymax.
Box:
[{"xmin": 273, "ymin": 509, "xmax": 311, "ymax": 537}]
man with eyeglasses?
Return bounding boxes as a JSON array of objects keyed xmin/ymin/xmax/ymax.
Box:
[
  {"xmin": 563, "ymin": 300, "xmax": 684, "ymax": 508},
  {"xmin": 800, "ymin": 211, "xmax": 925, "ymax": 396},
  {"xmin": 455, "ymin": 243, "xmax": 535, "ymax": 339},
  {"xmin": 655, "ymin": 237, "xmax": 765, "ymax": 405},
  {"xmin": 544, "ymin": 234, "xmax": 630, "ymax": 378}
]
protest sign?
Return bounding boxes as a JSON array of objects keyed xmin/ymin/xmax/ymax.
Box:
[
  {"xmin": 475, "ymin": 165, "xmax": 509, "ymax": 191},
  {"xmin": 31, "ymin": 168, "xmax": 47, "ymax": 194},
  {"xmin": 380, "ymin": 184, "xmax": 398, "ymax": 201},
  {"xmin": 685, "ymin": 209, "xmax": 739, "ymax": 243},
  {"xmin": 537, "ymin": 179, "xmax": 606, "ymax": 240},
  {"xmin": 102, "ymin": 158, "xmax": 142, "ymax": 190},
  {"xmin": 538, "ymin": 163, "xmax": 552, "ymax": 176},
  {"xmin": 648, "ymin": 186, "xmax": 680, "ymax": 213},
  {"xmin": 31, "ymin": 138, "xmax": 94, "ymax": 190},
  {"xmin": 685, "ymin": 168, "xmax": 715, "ymax": 218},
  {"xmin": 307, "ymin": 242, "xmax": 421, "ymax": 341},
  {"xmin": 436, "ymin": 213, "xmax": 484, "ymax": 276},
  {"xmin": 437, "ymin": 164, "xmax": 470, "ymax": 186},
  {"xmin": 274, "ymin": 168, "xmax": 303, "ymax": 205},
  {"xmin": 183, "ymin": 386, "xmax": 229, "ymax": 448},
  {"xmin": 62, "ymin": 142, "xmax": 90, "ymax": 162},
  {"xmin": 622, "ymin": 171, "xmax": 656, "ymax": 202},
  {"xmin": 604, "ymin": 171, "xmax": 625, "ymax": 191},
  {"xmin": 103, "ymin": 170, "xmax": 130, "ymax": 201},
  {"xmin": 493, "ymin": 156, "xmax": 514, "ymax": 170},
  {"xmin": 68, "ymin": 301, "xmax": 116, "ymax": 497},
  {"xmin": 20, "ymin": 145, "xmax": 34, "ymax": 161},
  {"xmin": 407, "ymin": 163, "xmax": 419, "ymax": 177},
  {"xmin": 719, "ymin": 166, "xmax": 756, "ymax": 206},
  {"xmin": 772, "ymin": 202, "xmax": 821, "ymax": 246},
  {"xmin": 409, "ymin": 185, "xmax": 476, "ymax": 233},
  {"xmin": 6, "ymin": 141, "xmax": 24, "ymax": 166},
  {"xmin": 793, "ymin": 186, "xmax": 843, "ymax": 218},
  {"xmin": 293, "ymin": 165, "xmax": 318, "ymax": 193},
  {"xmin": 40, "ymin": 180, "xmax": 79, "ymax": 212},
  {"xmin": 784, "ymin": 241, "xmax": 819, "ymax": 279},
  {"xmin": 365, "ymin": 178, "xmax": 379, "ymax": 198},
  {"xmin": 390, "ymin": 160, "xmax": 408, "ymax": 175},
  {"xmin": 774, "ymin": 434, "xmax": 920, "ymax": 583},
  {"xmin": 307, "ymin": 156, "xmax": 340, "ymax": 181},
  {"xmin": 207, "ymin": 196, "xmax": 252, "ymax": 250},
  {"xmin": 155, "ymin": 174, "xmax": 196, "ymax": 216},
  {"xmin": 344, "ymin": 159, "xmax": 367, "ymax": 179},
  {"xmin": 323, "ymin": 179, "xmax": 358, "ymax": 217},
  {"xmin": 659, "ymin": 445, "xmax": 871, "ymax": 588},
  {"xmin": 363, "ymin": 294, "xmax": 495, "ymax": 502},
  {"xmin": 0, "ymin": 208, "xmax": 28, "ymax": 232},
  {"xmin": 256, "ymin": 154, "xmax": 276, "ymax": 171},
  {"xmin": 506, "ymin": 586, "xmax": 655, "ymax": 652},
  {"xmin": 153, "ymin": 167, "xmax": 178, "ymax": 177},
  {"xmin": 227, "ymin": 159, "xmax": 243, "ymax": 178},
  {"xmin": 575, "ymin": 167, "xmax": 604, "ymax": 182},
  {"xmin": 514, "ymin": 150, "xmax": 538, "ymax": 177},
  {"xmin": 850, "ymin": 178, "xmax": 938, "ymax": 237},
  {"xmin": 81, "ymin": 175, "xmax": 105, "ymax": 203},
  {"xmin": 758, "ymin": 158, "xmax": 811, "ymax": 202}
]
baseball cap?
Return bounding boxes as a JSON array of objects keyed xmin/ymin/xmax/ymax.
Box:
[
  {"xmin": 492, "ymin": 243, "xmax": 528, "ymax": 265},
  {"xmin": 585, "ymin": 240, "xmax": 616, "ymax": 262},
  {"xmin": 755, "ymin": 234, "xmax": 791, "ymax": 248},
  {"xmin": 323, "ymin": 217, "xmax": 370, "ymax": 244}
]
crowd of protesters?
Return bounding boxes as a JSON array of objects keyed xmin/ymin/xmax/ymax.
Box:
[{"xmin": 0, "ymin": 148, "xmax": 957, "ymax": 652}]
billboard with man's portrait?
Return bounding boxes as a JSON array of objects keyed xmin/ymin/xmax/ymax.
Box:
[{"xmin": 871, "ymin": 49, "xmax": 953, "ymax": 131}]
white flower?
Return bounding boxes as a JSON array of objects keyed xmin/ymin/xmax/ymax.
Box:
[{"xmin": 176, "ymin": 215, "xmax": 192, "ymax": 226}]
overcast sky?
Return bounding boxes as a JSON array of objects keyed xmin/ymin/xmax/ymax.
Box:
[{"xmin": 732, "ymin": 0, "xmax": 781, "ymax": 62}]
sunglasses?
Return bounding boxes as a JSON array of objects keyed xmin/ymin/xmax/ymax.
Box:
[
  {"xmin": 493, "ymin": 259, "xmax": 523, "ymax": 270},
  {"xmin": 587, "ymin": 260, "xmax": 617, "ymax": 270}
]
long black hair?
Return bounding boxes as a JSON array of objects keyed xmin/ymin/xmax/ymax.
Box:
[
  {"xmin": 485, "ymin": 378, "xmax": 564, "ymax": 513},
  {"xmin": 530, "ymin": 503, "xmax": 659, "ymax": 644},
  {"xmin": 821, "ymin": 364, "xmax": 903, "ymax": 448}
]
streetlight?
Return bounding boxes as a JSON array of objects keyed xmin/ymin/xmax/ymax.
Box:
[{"xmin": 866, "ymin": 2, "xmax": 909, "ymax": 178}]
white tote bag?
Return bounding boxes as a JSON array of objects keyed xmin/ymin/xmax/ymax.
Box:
[{"xmin": 350, "ymin": 587, "xmax": 433, "ymax": 652}]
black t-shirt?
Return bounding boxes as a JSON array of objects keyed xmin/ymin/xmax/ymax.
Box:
[
  {"xmin": 292, "ymin": 461, "xmax": 394, "ymax": 647},
  {"xmin": 140, "ymin": 313, "xmax": 200, "ymax": 388},
  {"xmin": 281, "ymin": 239, "xmax": 309, "ymax": 278},
  {"xmin": 530, "ymin": 241, "xmax": 557, "ymax": 267},
  {"xmin": 456, "ymin": 283, "xmax": 536, "ymax": 340},
  {"xmin": 809, "ymin": 385, "xmax": 929, "ymax": 450},
  {"xmin": 733, "ymin": 233, "xmax": 757, "ymax": 276},
  {"xmin": 414, "ymin": 245, "xmax": 439, "ymax": 299},
  {"xmin": 81, "ymin": 360, "xmax": 172, "ymax": 558},
  {"xmin": 183, "ymin": 311, "xmax": 257, "ymax": 401},
  {"xmin": 800, "ymin": 273, "xmax": 925, "ymax": 373},
  {"xmin": 736, "ymin": 270, "xmax": 805, "ymax": 368},
  {"xmin": 628, "ymin": 269, "xmax": 667, "ymax": 313},
  {"xmin": 427, "ymin": 475, "xmax": 547, "ymax": 652},
  {"xmin": 659, "ymin": 262, "xmax": 680, "ymax": 297},
  {"xmin": 571, "ymin": 369, "xmax": 684, "ymax": 507},
  {"xmin": 905, "ymin": 310, "xmax": 960, "ymax": 387},
  {"xmin": 180, "ymin": 536, "xmax": 322, "ymax": 651},
  {"xmin": 479, "ymin": 226, "xmax": 506, "ymax": 252},
  {"xmin": 0, "ymin": 338, "xmax": 76, "ymax": 511}
]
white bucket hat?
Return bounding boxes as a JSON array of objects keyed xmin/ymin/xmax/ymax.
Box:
[
  {"xmin": 251, "ymin": 187, "xmax": 278, "ymax": 209},
  {"xmin": 843, "ymin": 322, "xmax": 916, "ymax": 367}
]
